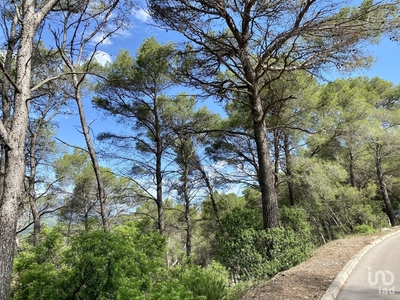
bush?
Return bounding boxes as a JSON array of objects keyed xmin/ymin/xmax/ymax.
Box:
[
  {"xmin": 262, "ymin": 227, "xmax": 312, "ymax": 274},
  {"xmin": 61, "ymin": 223, "xmax": 169, "ymax": 299},
  {"xmin": 12, "ymin": 227, "xmax": 67, "ymax": 300},
  {"xmin": 12, "ymin": 224, "xmax": 239, "ymax": 300},
  {"xmin": 12, "ymin": 224, "xmax": 192, "ymax": 300},
  {"xmin": 177, "ymin": 261, "xmax": 231, "ymax": 300},
  {"xmin": 353, "ymin": 224, "xmax": 376, "ymax": 235},
  {"xmin": 216, "ymin": 207, "xmax": 313, "ymax": 281},
  {"xmin": 280, "ymin": 206, "xmax": 313, "ymax": 241}
]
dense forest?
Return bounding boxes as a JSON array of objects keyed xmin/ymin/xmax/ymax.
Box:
[{"xmin": 1, "ymin": 0, "xmax": 400, "ymax": 299}]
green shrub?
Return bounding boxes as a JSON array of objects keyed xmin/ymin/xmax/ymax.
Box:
[
  {"xmin": 12, "ymin": 227, "xmax": 67, "ymax": 300},
  {"xmin": 262, "ymin": 227, "xmax": 312, "ymax": 275},
  {"xmin": 13, "ymin": 223, "xmax": 240, "ymax": 300},
  {"xmin": 353, "ymin": 224, "xmax": 376, "ymax": 235},
  {"xmin": 280, "ymin": 206, "xmax": 314, "ymax": 243},
  {"xmin": 146, "ymin": 277, "xmax": 194, "ymax": 300},
  {"xmin": 178, "ymin": 261, "xmax": 231, "ymax": 300},
  {"xmin": 216, "ymin": 207, "xmax": 313, "ymax": 281},
  {"xmin": 12, "ymin": 224, "xmax": 193, "ymax": 300},
  {"xmin": 60, "ymin": 223, "xmax": 169, "ymax": 299}
]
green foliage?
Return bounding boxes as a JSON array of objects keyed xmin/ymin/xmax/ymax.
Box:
[
  {"xmin": 54, "ymin": 149, "xmax": 92, "ymax": 196},
  {"xmin": 292, "ymin": 157, "xmax": 388, "ymax": 241},
  {"xmin": 12, "ymin": 228, "xmax": 66, "ymax": 300},
  {"xmin": 141, "ymin": 260, "xmax": 243, "ymax": 300},
  {"xmin": 62, "ymin": 223, "xmax": 167, "ymax": 299},
  {"xmin": 12, "ymin": 224, "xmax": 168, "ymax": 299},
  {"xmin": 353, "ymin": 224, "xmax": 376, "ymax": 235},
  {"xmin": 176, "ymin": 261, "xmax": 232, "ymax": 300},
  {"xmin": 54, "ymin": 149, "xmax": 137, "ymax": 229},
  {"xmin": 280, "ymin": 206, "xmax": 314, "ymax": 245},
  {"xmin": 215, "ymin": 207, "xmax": 313, "ymax": 281},
  {"xmin": 12, "ymin": 223, "xmax": 242, "ymax": 300}
]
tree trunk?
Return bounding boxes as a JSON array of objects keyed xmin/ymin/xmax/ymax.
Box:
[
  {"xmin": 27, "ymin": 128, "xmax": 41, "ymax": 246},
  {"xmin": 375, "ymin": 144, "xmax": 397, "ymax": 226},
  {"xmin": 73, "ymin": 81, "xmax": 109, "ymax": 230},
  {"xmin": 29, "ymin": 184, "xmax": 41, "ymax": 246},
  {"xmin": 0, "ymin": 9, "xmax": 37, "ymax": 298},
  {"xmin": 283, "ymin": 132, "xmax": 296, "ymax": 206},
  {"xmin": 197, "ymin": 162, "xmax": 220, "ymax": 222},
  {"xmin": 320, "ymin": 217, "xmax": 333, "ymax": 241},
  {"xmin": 0, "ymin": 2, "xmax": 58, "ymax": 297},
  {"xmin": 183, "ymin": 162, "xmax": 192, "ymax": 259},
  {"xmin": 252, "ymin": 100, "xmax": 280, "ymax": 229},
  {"xmin": 0, "ymin": 148, "xmax": 26, "ymax": 299},
  {"xmin": 156, "ymin": 147, "xmax": 166, "ymax": 264},
  {"xmin": 349, "ymin": 148, "xmax": 357, "ymax": 188},
  {"xmin": 273, "ymin": 129, "xmax": 280, "ymax": 192},
  {"xmin": 242, "ymin": 44, "xmax": 280, "ymax": 229},
  {"xmin": 155, "ymin": 104, "xmax": 166, "ymax": 236},
  {"xmin": 155, "ymin": 146, "xmax": 165, "ymax": 235},
  {"xmin": 178, "ymin": 140, "xmax": 197, "ymax": 259},
  {"xmin": 0, "ymin": 14, "xmax": 18, "ymax": 203},
  {"xmin": 84, "ymin": 201, "xmax": 89, "ymax": 232}
]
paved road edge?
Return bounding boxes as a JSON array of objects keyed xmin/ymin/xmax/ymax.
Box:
[{"xmin": 320, "ymin": 228, "xmax": 400, "ymax": 300}]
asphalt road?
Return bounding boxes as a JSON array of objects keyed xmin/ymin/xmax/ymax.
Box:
[{"xmin": 336, "ymin": 231, "xmax": 400, "ymax": 299}]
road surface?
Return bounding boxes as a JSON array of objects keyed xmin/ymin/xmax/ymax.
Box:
[{"xmin": 337, "ymin": 231, "xmax": 400, "ymax": 299}]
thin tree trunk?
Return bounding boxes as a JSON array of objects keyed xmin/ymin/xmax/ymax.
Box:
[
  {"xmin": 73, "ymin": 82, "xmax": 109, "ymax": 229},
  {"xmin": 156, "ymin": 150, "xmax": 165, "ymax": 237},
  {"xmin": 349, "ymin": 148, "xmax": 357, "ymax": 188},
  {"xmin": 375, "ymin": 144, "xmax": 397, "ymax": 226},
  {"xmin": 183, "ymin": 162, "xmax": 192, "ymax": 258},
  {"xmin": 311, "ymin": 216, "xmax": 326, "ymax": 244},
  {"xmin": 321, "ymin": 218, "xmax": 333, "ymax": 241},
  {"xmin": 273, "ymin": 129, "xmax": 280, "ymax": 192},
  {"xmin": 283, "ymin": 132, "xmax": 296, "ymax": 206},
  {"xmin": 178, "ymin": 140, "xmax": 196, "ymax": 259},
  {"xmin": 156, "ymin": 144, "xmax": 167, "ymax": 265},
  {"xmin": 56, "ymin": 35, "xmax": 110, "ymax": 229},
  {"xmin": 29, "ymin": 183, "xmax": 41, "ymax": 246},
  {"xmin": 156, "ymin": 196, "xmax": 166, "ymax": 235},
  {"xmin": 27, "ymin": 127, "xmax": 41, "ymax": 246},
  {"xmin": 154, "ymin": 104, "xmax": 166, "ymax": 236},
  {"xmin": 29, "ymin": 196, "xmax": 41, "ymax": 247},
  {"xmin": 197, "ymin": 162, "xmax": 220, "ymax": 222},
  {"xmin": 84, "ymin": 201, "xmax": 89, "ymax": 232}
]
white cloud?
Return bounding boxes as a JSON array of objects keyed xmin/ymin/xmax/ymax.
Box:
[
  {"xmin": 133, "ymin": 8, "xmax": 151, "ymax": 22},
  {"xmin": 93, "ymin": 51, "xmax": 112, "ymax": 66},
  {"xmin": 92, "ymin": 34, "xmax": 113, "ymax": 45}
]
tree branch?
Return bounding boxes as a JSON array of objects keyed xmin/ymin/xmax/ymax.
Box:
[
  {"xmin": 0, "ymin": 120, "xmax": 10, "ymax": 147},
  {"xmin": 0, "ymin": 62, "xmax": 20, "ymax": 94}
]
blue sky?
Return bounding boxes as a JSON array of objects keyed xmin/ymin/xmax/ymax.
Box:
[
  {"xmin": 54, "ymin": 6, "xmax": 400, "ymax": 150},
  {"xmin": 353, "ymin": 37, "xmax": 400, "ymax": 84}
]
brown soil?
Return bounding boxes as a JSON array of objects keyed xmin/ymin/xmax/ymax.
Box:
[{"xmin": 240, "ymin": 227, "xmax": 399, "ymax": 300}]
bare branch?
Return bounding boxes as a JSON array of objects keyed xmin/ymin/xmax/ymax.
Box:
[
  {"xmin": 0, "ymin": 62, "xmax": 20, "ymax": 94},
  {"xmin": 55, "ymin": 137, "xmax": 90, "ymax": 153}
]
